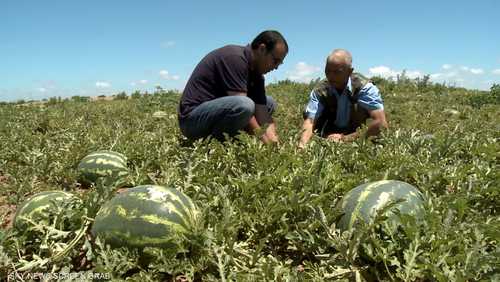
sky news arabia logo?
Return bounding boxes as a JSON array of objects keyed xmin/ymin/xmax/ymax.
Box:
[{"xmin": 7, "ymin": 272, "xmax": 111, "ymax": 281}]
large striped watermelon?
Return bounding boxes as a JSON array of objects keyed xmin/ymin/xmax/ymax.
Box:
[
  {"xmin": 77, "ymin": 150, "xmax": 128, "ymax": 184},
  {"xmin": 14, "ymin": 191, "xmax": 82, "ymax": 231},
  {"xmin": 91, "ymin": 185, "xmax": 199, "ymax": 249},
  {"xmin": 337, "ymin": 180, "xmax": 425, "ymax": 231}
]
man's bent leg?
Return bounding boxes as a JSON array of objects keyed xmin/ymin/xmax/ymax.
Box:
[
  {"xmin": 266, "ymin": 95, "xmax": 277, "ymax": 116},
  {"xmin": 180, "ymin": 96, "xmax": 255, "ymax": 140}
]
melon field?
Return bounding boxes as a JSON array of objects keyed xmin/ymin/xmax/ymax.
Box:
[{"xmin": 0, "ymin": 77, "xmax": 498, "ymax": 281}]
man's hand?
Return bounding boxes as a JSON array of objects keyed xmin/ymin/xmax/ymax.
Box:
[
  {"xmin": 327, "ymin": 133, "xmax": 344, "ymax": 143},
  {"xmin": 261, "ymin": 123, "xmax": 279, "ymax": 144}
]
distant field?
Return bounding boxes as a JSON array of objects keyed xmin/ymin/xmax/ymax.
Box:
[{"xmin": 0, "ymin": 78, "xmax": 498, "ymax": 281}]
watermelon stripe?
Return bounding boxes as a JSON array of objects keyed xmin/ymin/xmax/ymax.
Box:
[
  {"xmin": 347, "ymin": 180, "xmax": 387, "ymax": 229},
  {"xmin": 108, "ymin": 197, "xmax": 191, "ymax": 229},
  {"xmin": 84, "ymin": 151, "xmax": 127, "ymax": 161},
  {"xmin": 80, "ymin": 168, "xmax": 128, "ymax": 175},
  {"xmin": 80, "ymin": 159, "xmax": 127, "ymax": 170},
  {"xmin": 79, "ymin": 152, "xmax": 127, "ymax": 168},
  {"xmin": 93, "ymin": 213, "xmax": 186, "ymax": 240},
  {"xmin": 102, "ymin": 231, "xmax": 178, "ymax": 248},
  {"xmin": 129, "ymin": 188, "xmax": 195, "ymax": 220}
]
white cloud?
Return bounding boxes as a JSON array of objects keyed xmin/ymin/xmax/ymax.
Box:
[
  {"xmin": 442, "ymin": 64, "xmax": 452, "ymax": 70},
  {"xmin": 161, "ymin": 41, "xmax": 176, "ymax": 48},
  {"xmin": 159, "ymin": 70, "xmax": 169, "ymax": 78},
  {"xmin": 368, "ymin": 66, "xmax": 423, "ymax": 79},
  {"xmin": 368, "ymin": 66, "xmax": 399, "ymax": 78},
  {"xmin": 406, "ymin": 70, "xmax": 423, "ymax": 79},
  {"xmin": 159, "ymin": 70, "xmax": 180, "ymax": 80},
  {"xmin": 456, "ymin": 66, "xmax": 485, "ymax": 75},
  {"xmin": 492, "ymin": 69, "xmax": 500, "ymax": 75},
  {"xmin": 286, "ymin": 62, "xmax": 321, "ymax": 82},
  {"xmin": 469, "ymin": 68, "xmax": 484, "ymax": 74},
  {"xmin": 131, "ymin": 80, "xmax": 148, "ymax": 86},
  {"xmin": 95, "ymin": 81, "xmax": 111, "ymax": 88},
  {"xmin": 430, "ymin": 71, "xmax": 458, "ymax": 79},
  {"xmin": 38, "ymin": 87, "xmax": 47, "ymax": 93}
]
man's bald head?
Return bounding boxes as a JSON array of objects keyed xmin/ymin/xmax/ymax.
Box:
[
  {"xmin": 326, "ymin": 49, "xmax": 352, "ymax": 69},
  {"xmin": 325, "ymin": 49, "xmax": 354, "ymax": 90}
]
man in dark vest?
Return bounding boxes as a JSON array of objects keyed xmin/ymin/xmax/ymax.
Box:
[
  {"xmin": 299, "ymin": 49, "xmax": 387, "ymax": 148},
  {"xmin": 178, "ymin": 30, "xmax": 288, "ymax": 144}
]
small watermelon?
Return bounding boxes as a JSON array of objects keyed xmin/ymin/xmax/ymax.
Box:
[
  {"xmin": 14, "ymin": 191, "xmax": 82, "ymax": 231},
  {"xmin": 77, "ymin": 150, "xmax": 128, "ymax": 184},
  {"xmin": 152, "ymin": 111, "xmax": 168, "ymax": 119},
  {"xmin": 91, "ymin": 185, "xmax": 199, "ymax": 249},
  {"xmin": 337, "ymin": 180, "xmax": 425, "ymax": 231}
]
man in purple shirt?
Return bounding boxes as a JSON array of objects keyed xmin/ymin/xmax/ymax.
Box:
[{"xmin": 178, "ymin": 30, "xmax": 288, "ymax": 144}]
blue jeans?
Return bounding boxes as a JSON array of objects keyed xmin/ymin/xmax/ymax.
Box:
[{"xmin": 179, "ymin": 95, "xmax": 276, "ymax": 140}]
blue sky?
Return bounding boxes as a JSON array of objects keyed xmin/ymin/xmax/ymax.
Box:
[{"xmin": 1, "ymin": 0, "xmax": 499, "ymax": 101}]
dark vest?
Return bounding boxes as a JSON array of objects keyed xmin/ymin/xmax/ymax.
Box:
[{"xmin": 309, "ymin": 73, "xmax": 371, "ymax": 136}]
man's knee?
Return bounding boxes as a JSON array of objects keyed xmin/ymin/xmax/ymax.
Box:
[{"xmin": 233, "ymin": 96, "xmax": 255, "ymax": 119}]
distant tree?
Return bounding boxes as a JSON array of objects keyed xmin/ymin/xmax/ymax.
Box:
[
  {"xmin": 48, "ymin": 97, "xmax": 60, "ymax": 105},
  {"xmin": 416, "ymin": 74, "xmax": 431, "ymax": 91},
  {"xmin": 115, "ymin": 91, "xmax": 128, "ymax": 100},
  {"xmin": 154, "ymin": 85, "xmax": 166, "ymax": 96},
  {"xmin": 71, "ymin": 96, "xmax": 85, "ymax": 102},
  {"xmin": 131, "ymin": 90, "xmax": 142, "ymax": 99}
]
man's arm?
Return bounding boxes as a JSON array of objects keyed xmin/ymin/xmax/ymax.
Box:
[
  {"xmin": 228, "ymin": 91, "xmax": 277, "ymax": 144},
  {"xmin": 365, "ymin": 108, "xmax": 388, "ymax": 137},
  {"xmin": 342, "ymin": 108, "xmax": 388, "ymax": 142},
  {"xmin": 299, "ymin": 118, "xmax": 315, "ymax": 149},
  {"xmin": 299, "ymin": 88, "xmax": 324, "ymax": 148}
]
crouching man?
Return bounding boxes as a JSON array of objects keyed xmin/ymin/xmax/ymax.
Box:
[
  {"xmin": 178, "ymin": 30, "xmax": 288, "ymax": 144},
  {"xmin": 299, "ymin": 49, "xmax": 387, "ymax": 148}
]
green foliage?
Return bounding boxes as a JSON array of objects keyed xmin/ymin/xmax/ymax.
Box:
[
  {"xmin": 0, "ymin": 81, "xmax": 498, "ymax": 280},
  {"xmin": 468, "ymin": 83, "xmax": 500, "ymax": 108}
]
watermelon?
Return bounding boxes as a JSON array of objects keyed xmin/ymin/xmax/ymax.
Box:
[
  {"xmin": 14, "ymin": 191, "xmax": 82, "ymax": 231},
  {"xmin": 337, "ymin": 180, "xmax": 425, "ymax": 231},
  {"xmin": 152, "ymin": 111, "xmax": 168, "ymax": 118},
  {"xmin": 77, "ymin": 150, "xmax": 128, "ymax": 184},
  {"xmin": 91, "ymin": 185, "xmax": 199, "ymax": 249}
]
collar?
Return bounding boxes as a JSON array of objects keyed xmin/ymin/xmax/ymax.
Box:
[{"xmin": 330, "ymin": 77, "xmax": 353, "ymax": 96}]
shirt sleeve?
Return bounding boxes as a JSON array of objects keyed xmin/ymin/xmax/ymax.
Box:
[
  {"xmin": 304, "ymin": 89, "xmax": 324, "ymax": 120},
  {"xmin": 357, "ymin": 83, "xmax": 384, "ymax": 111},
  {"xmin": 215, "ymin": 54, "xmax": 248, "ymax": 93}
]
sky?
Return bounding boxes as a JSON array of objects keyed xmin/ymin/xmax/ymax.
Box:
[{"xmin": 1, "ymin": 0, "xmax": 499, "ymax": 102}]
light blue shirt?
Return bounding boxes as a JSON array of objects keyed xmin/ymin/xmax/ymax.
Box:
[{"xmin": 304, "ymin": 78, "xmax": 384, "ymax": 129}]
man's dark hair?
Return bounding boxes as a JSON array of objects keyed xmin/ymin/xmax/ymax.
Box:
[{"xmin": 251, "ymin": 30, "xmax": 288, "ymax": 53}]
